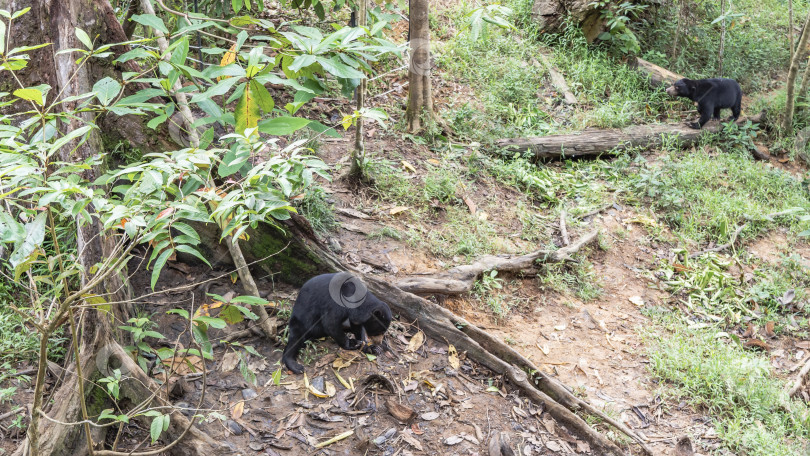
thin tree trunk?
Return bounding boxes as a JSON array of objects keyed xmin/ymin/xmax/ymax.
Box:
[
  {"xmin": 350, "ymin": 0, "xmax": 367, "ymax": 178},
  {"xmin": 790, "ymin": 0, "xmax": 795, "ymax": 60},
  {"xmin": 405, "ymin": 0, "xmax": 433, "ymax": 133},
  {"xmin": 671, "ymin": 0, "xmax": 682, "ymax": 61},
  {"xmin": 784, "ymin": 12, "xmax": 810, "ymax": 132},
  {"xmin": 718, "ymin": 0, "xmax": 726, "ymax": 77}
]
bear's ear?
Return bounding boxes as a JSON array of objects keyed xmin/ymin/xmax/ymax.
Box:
[{"xmin": 373, "ymin": 309, "xmax": 384, "ymax": 319}]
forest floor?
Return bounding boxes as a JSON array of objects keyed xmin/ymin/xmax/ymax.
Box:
[{"xmin": 3, "ymin": 0, "xmax": 810, "ymax": 455}]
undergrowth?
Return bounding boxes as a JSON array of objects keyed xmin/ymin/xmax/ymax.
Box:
[{"xmin": 647, "ymin": 329, "xmax": 810, "ymax": 456}]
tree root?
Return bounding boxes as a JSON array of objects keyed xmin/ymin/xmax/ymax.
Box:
[
  {"xmin": 396, "ymin": 229, "xmax": 599, "ymax": 295},
  {"xmin": 285, "ymin": 220, "xmax": 650, "ymax": 455}
]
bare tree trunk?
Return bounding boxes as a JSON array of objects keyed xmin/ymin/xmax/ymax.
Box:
[
  {"xmin": 789, "ymin": 0, "xmax": 795, "ymax": 60},
  {"xmin": 350, "ymin": 0, "xmax": 367, "ymax": 177},
  {"xmin": 718, "ymin": 0, "xmax": 726, "ymax": 77},
  {"xmin": 405, "ymin": 0, "xmax": 433, "ymax": 133},
  {"xmin": 784, "ymin": 12, "xmax": 810, "ymax": 132}
]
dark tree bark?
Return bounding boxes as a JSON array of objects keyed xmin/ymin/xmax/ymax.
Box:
[
  {"xmin": 405, "ymin": 0, "xmax": 433, "ymax": 133},
  {"xmin": 784, "ymin": 12, "xmax": 810, "ymax": 132},
  {"xmin": 1, "ymin": 1, "xmax": 224, "ymax": 455}
]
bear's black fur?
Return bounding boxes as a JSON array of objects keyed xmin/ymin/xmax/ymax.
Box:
[
  {"xmin": 282, "ymin": 273, "xmax": 392, "ymax": 374},
  {"xmin": 666, "ymin": 78, "xmax": 742, "ymax": 129}
]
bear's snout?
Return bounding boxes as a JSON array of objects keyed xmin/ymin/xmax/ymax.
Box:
[{"xmin": 665, "ymin": 85, "xmax": 678, "ymax": 97}]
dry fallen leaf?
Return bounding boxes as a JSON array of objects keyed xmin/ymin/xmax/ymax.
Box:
[
  {"xmin": 400, "ymin": 431, "xmax": 423, "ymax": 451},
  {"xmin": 401, "ymin": 160, "xmax": 417, "ymax": 173},
  {"xmin": 444, "ymin": 435, "xmax": 464, "ymax": 445},
  {"xmin": 420, "ymin": 411, "xmax": 440, "ymax": 421},
  {"xmin": 407, "ymin": 331, "xmax": 425, "ymax": 352},
  {"xmin": 385, "ymin": 398, "xmax": 416, "ymax": 422},
  {"xmin": 220, "ymin": 351, "xmax": 240, "ymax": 372},
  {"xmin": 628, "ymin": 296, "xmax": 645, "ymax": 307},
  {"xmin": 448, "ymin": 344, "xmax": 460, "ymax": 369},
  {"xmin": 537, "ymin": 343, "xmax": 550, "ymax": 355},
  {"xmin": 231, "ymin": 401, "xmax": 244, "ymax": 420},
  {"xmin": 389, "ymin": 206, "xmax": 410, "ymax": 215},
  {"xmin": 765, "ymin": 321, "xmax": 776, "ymax": 338},
  {"xmin": 553, "ymin": 324, "xmax": 566, "ymax": 331}
]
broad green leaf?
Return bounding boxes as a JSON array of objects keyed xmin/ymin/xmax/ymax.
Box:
[
  {"xmin": 150, "ymin": 247, "xmax": 174, "ymax": 289},
  {"xmin": 75, "ymin": 28, "xmax": 93, "ymax": 50},
  {"xmin": 131, "ymin": 14, "xmax": 169, "ymax": 35},
  {"xmin": 230, "ymin": 296, "xmax": 270, "ymax": 306},
  {"xmin": 93, "ymin": 77, "xmax": 121, "ymax": 106},
  {"xmin": 257, "ymin": 116, "xmax": 310, "ymax": 135},
  {"xmin": 170, "ymin": 36, "xmax": 189, "ymax": 66},
  {"xmin": 193, "ymin": 316, "xmax": 227, "ymax": 329},
  {"xmin": 10, "ymin": 212, "xmax": 46, "ymax": 277},
  {"xmin": 315, "ymin": 56, "xmax": 365, "ymax": 79},
  {"xmin": 288, "ymin": 54, "xmax": 316, "ymax": 73},
  {"xmin": 149, "ymin": 414, "xmax": 165, "ymax": 443},
  {"xmin": 48, "ymin": 125, "xmax": 92, "ymax": 156},
  {"xmin": 13, "ymin": 87, "xmax": 43, "ymax": 105},
  {"xmin": 232, "ymin": 0, "xmax": 243, "ymax": 13},
  {"xmin": 220, "ymin": 305, "xmax": 245, "ymax": 324}
]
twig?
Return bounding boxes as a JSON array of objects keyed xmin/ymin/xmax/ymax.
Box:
[
  {"xmin": 0, "ymin": 408, "xmax": 23, "ymax": 421},
  {"xmin": 559, "ymin": 209, "xmax": 570, "ymax": 246},
  {"xmin": 689, "ymin": 223, "xmax": 747, "ymax": 259},
  {"xmin": 786, "ymin": 355, "xmax": 810, "ymax": 396}
]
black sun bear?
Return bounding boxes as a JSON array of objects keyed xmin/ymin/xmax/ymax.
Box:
[
  {"xmin": 666, "ymin": 78, "xmax": 742, "ymax": 129},
  {"xmin": 281, "ymin": 272, "xmax": 392, "ymax": 374}
]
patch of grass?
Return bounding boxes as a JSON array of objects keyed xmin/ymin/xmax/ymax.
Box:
[
  {"xmin": 0, "ymin": 280, "xmax": 65, "ymax": 363},
  {"xmin": 625, "ymin": 149, "xmax": 810, "ymax": 245},
  {"xmin": 418, "ymin": 206, "xmax": 497, "ymax": 259},
  {"xmin": 537, "ymin": 256, "xmax": 602, "ymax": 301},
  {"xmin": 294, "ymin": 186, "xmax": 337, "ymax": 235},
  {"xmin": 544, "ymin": 24, "xmax": 672, "ymax": 129},
  {"xmin": 647, "ymin": 329, "xmax": 810, "ymax": 456},
  {"xmin": 367, "ymin": 226, "xmax": 404, "ymax": 241}
]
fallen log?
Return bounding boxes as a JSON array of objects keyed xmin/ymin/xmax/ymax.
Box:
[
  {"xmin": 630, "ymin": 57, "xmax": 685, "ymax": 88},
  {"xmin": 396, "ymin": 229, "xmax": 598, "ymax": 295},
  {"xmin": 495, "ymin": 114, "xmax": 764, "ymax": 159}
]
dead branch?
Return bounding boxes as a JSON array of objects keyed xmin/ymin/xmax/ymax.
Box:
[
  {"xmin": 533, "ymin": 56, "xmax": 577, "ymax": 105},
  {"xmin": 786, "ymin": 355, "xmax": 810, "ymax": 397},
  {"xmin": 494, "ymin": 114, "xmax": 764, "ymax": 159},
  {"xmin": 396, "ymin": 230, "xmax": 599, "ymax": 295},
  {"xmin": 559, "ymin": 209, "xmax": 570, "ymax": 246},
  {"xmin": 630, "ymin": 57, "xmax": 685, "ymax": 88}
]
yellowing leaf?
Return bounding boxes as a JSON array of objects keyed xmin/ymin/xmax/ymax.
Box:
[
  {"xmin": 407, "ymin": 331, "xmax": 425, "ymax": 352},
  {"xmin": 235, "ymin": 83, "xmax": 260, "ymax": 135},
  {"xmin": 219, "ymin": 44, "xmax": 237, "ymax": 81},
  {"xmin": 231, "ymin": 401, "xmax": 244, "ymax": 419},
  {"xmin": 341, "ymin": 114, "xmax": 353, "ymax": 130},
  {"xmin": 230, "ymin": 272, "xmax": 238, "ymax": 284},
  {"xmin": 390, "ymin": 206, "xmax": 410, "ymax": 216},
  {"xmin": 448, "ymin": 344, "xmax": 459, "ymax": 369},
  {"xmin": 402, "ymin": 160, "xmax": 417, "ymax": 173}
]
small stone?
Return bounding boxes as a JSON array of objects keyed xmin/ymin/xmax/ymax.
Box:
[
  {"xmin": 242, "ymin": 388, "xmax": 257, "ymax": 400},
  {"xmin": 225, "ymin": 419, "xmax": 243, "ymax": 436}
]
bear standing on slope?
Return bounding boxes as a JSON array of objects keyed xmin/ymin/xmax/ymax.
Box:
[
  {"xmin": 282, "ymin": 273, "xmax": 392, "ymax": 374},
  {"xmin": 666, "ymin": 78, "xmax": 742, "ymax": 129}
]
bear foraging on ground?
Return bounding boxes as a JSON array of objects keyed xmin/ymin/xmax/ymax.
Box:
[
  {"xmin": 665, "ymin": 78, "xmax": 742, "ymax": 129},
  {"xmin": 282, "ymin": 273, "xmax": 392, "ymax": 374}
]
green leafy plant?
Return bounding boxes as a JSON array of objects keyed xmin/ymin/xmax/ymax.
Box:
[
  {"xmin": 462, "ymin": 3, "xmax": 515, "ymax": 41},
  {"xmin": 590, "ymin": 1, "xmax": 648, "ymax": 55}
]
